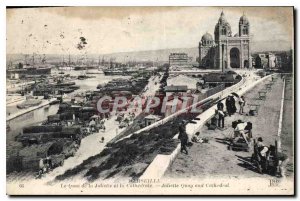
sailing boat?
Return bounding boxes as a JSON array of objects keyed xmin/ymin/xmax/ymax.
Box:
[{"xmin": 58, "ymin": 54, "xmax": 74, "ymax": 71}]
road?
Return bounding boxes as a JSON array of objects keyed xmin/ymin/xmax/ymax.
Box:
[{"xmin": 165, "ymin": 73, "xmax": 292, "ymax": 180}]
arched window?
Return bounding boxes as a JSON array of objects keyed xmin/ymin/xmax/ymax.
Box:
[
  {"xmin": 221, "ymin": 27, "xmax": 226, "ymax": 35},
  {"xmin": 242, "ymin": 27, "xmax": 248, "ymax": 35}
]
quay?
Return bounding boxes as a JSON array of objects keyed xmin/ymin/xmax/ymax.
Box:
[{"xmin": 6, "ymin": 99, "xmax": 52, "ymax": 122}]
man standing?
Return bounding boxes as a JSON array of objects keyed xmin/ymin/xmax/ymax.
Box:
[
  {"xmin": 239, "ymin": 96, "xmax": 246, "ymax": 114},
  {"xmin": 178, "ymin": 120, "xmax": 188, "ymax": 154},
  {"xmin": 225, "ymin": 96, "xmax": 232, "ymax": 116},
  {"xmin": 217, "ymin": 100, "xmax": 224, "ymax": 111},
  {"xmin": 230, "ymin": 95, "xmax": 237, "ymax": 114},
  {"xmin": 216, "ymin": 109, "xmax": 225, "ymax": 128}
]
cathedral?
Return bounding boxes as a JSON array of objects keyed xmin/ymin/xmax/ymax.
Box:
[{"xmin": 199, "ymin": 11, "xmax": 252, "ymax": 69}]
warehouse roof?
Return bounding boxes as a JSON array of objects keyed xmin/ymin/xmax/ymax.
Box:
[{"xmin": 164, "ymin": 85, "xmax": 188, "ymax": 92}]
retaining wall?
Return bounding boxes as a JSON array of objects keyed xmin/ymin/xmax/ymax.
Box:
[
  {"xmin": 140, "ymin": 73, "xmax": 274, "ymax": 179},
  {"xmin": 117, "ymin": 75, "xmax": 246, "ymax": 142},
  {"xmin": 6, "ymin": 100, "xmax": 50, "ymax": 122}
]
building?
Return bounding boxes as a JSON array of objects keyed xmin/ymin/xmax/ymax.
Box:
[
  {"xmin": 267, "ymin": 53, "xmax": 276, "ymax": 68},
  {"xmin": 164, "ymin": 85, "xmax": 188, "ymax": 97},
  {"xmin": 144, "ymin": 114, "xmax": 161, "ymax": 127},
  {"xmin": 199, "ymin": 11, "xmax": 252, "ymax": 69},
  {"xmin": 169, "ymin": 53, "xmax": 192, "ymax": 67},
  {"xmin": 253, "ymin": 53, "xmax": 277, "ymax": 69}
]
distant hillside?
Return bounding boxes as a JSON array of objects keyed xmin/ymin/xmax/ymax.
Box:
[
  {"xmin": 99, "ymin": 47, "xmax": 199, "ymax": 62},
  {"xmin": 7, "ymin": 40, "xmax": 292, "ymax": 64}
]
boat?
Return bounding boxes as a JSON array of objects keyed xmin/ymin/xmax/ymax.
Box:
[
  {"xmin": 7, "ymin": 54, "xmax": 52, "ymax": 79},
  {"xmin": 58, "ymin": 88, "xmax": 74, "ymax": 94},
  {"xmin": 74, "ymin": 65, "xmax": 87, "ymax": 71},
  {"xmin": 103, "ymin": 68, "xmax": 139, "ymax": 76},
  {"xmin": 49, "ymin": 98, "xmax": 60, "ymax": 105},
  {"xmin": 16, "ymin": 99, "xmax": 42, "ymax": 109},
  {"xmin": 54, "ymin": 81, "xmax": 76, "ymax": 87},
  {"xmin": 7, "ymin": 66, "xmax": 52, "ymax": 78}
]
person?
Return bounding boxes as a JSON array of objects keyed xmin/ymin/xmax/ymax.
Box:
[
  {"xmin": 234, "ymin": 121, "xmax": 252, "ymax": 144},
  {"xmin": 216, "ymin": 109, "xmax": 225, "ymax": 128},
  {"xmin": 178, "ymin": 120, "xmax": 188, "ymax": 154},
  {"xmin": 268, "ymin": 145, "xmax": 289, "ymax": 178},
  {"xmin": 257, "ymin": 137, "xmax": 268, "ymax": 158},
  {"xmin": 230, "ymin": 96, "xmax": 237, "ymax": 114},
  {"xmin": 217, "ymin": 101, "xmax": 224, "ymax": 111},
  {"xmin": 276, "ymin": 152, "xmax": 289, "ymax": 178},
  {"xmin": 39, "ymin": 158, "xmax": 44, "ymax": 173},
  {"xmin": 239, "ymin": 96, "xmax": 246, "ymax": 114},
  {"xmin": 47, "ymin": 156, "xmax": 53, "ymax": 170},
  {"xmin": 225, "ymin": 96, "xmax": 232, "ymax": 116},
  {"xmin": 257, "ymin": 137, "xmax": 265, "ymax": 148}
]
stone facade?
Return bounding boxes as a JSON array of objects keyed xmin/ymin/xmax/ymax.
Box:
[{"xmin": 199, "ymin": 12, "xmax": 252, "ymax": 69}]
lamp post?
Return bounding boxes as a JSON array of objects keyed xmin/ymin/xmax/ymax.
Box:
[{"xmin": 220, "ymin": 75, "xmax": 226, "ymax": 98}]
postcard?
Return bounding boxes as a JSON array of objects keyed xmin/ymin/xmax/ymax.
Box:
[{"xmin": 6, "ymin": 6, "xmax": 294, "ymax": 195}]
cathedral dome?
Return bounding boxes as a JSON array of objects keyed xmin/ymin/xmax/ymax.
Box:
[
  {"xmin": 239, "ymin": 14, "xmax": 249, "ymax": 24},
  {"xmin": 201, "ymin": 32, "xmax": 213, "ymax": 42}
]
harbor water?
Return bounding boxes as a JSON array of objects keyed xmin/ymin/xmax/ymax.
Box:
[{"xmin": 6, "ymin": 70, "xmax": 130, "ymax": 159}]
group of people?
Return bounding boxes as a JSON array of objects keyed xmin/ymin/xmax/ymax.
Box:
[
  {"xmin": 214, "ymin": 95, "xmax": 246, "ymax": 129},
  {"xmin": 225, "ymin": 95, "xmax": 237, "ymax": 116},
  {"xmin": 176, "ymin": 88, "xmax": 289, "ymax": 178},
  {"xmin": 36, "ymin": 157, "xmax": 52, "ymax": 179},
  {"xmin": 255, "ymin": 137, "xmax": 288, "ymax": 178}
]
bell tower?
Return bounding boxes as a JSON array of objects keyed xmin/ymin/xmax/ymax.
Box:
[{"xmin": 239, "ymin": 13, "xmax": 250, "ymax": 37}]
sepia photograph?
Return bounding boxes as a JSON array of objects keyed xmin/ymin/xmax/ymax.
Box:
[{"xmin": 5, "ymin": 6, "xmax": 294, "ymax": 195}]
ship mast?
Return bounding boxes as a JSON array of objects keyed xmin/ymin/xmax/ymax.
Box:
[
  {"xmin": 32, "ymin": 53, "xmax": 35, "ymax": 67},
  {"xmin": 24, "ymin": 54, "xmax": 28, "ymax": 65},
  {"xmin": 68, "ymin": 54, "xmax": 71, "ymax": 66},
  {"xmin": 102, "ymin": 56, "xmax": 105, "ymax": 66}
]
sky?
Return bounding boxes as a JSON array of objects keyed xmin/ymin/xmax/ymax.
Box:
[{"xmin": 6, "ymin": 7, "xmax": 294, "ymax": 55}]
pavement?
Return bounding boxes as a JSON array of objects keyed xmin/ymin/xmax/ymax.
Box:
[
  {"xmin": 142, "ymin": 74, "xmax": 161, "ymax": 97},
  {"xmin": 165, "ymin": 74, "xmax": 289, "ymax": 179}
]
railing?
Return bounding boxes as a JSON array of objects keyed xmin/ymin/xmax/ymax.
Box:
[{"xmin": 205, "ymin": 83, "xmax": 225, "ymax": 98}]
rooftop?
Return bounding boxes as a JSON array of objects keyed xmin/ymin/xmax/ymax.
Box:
[
  {"xmin": 203, "ymin": 73, "xmax": 235, "ymax": 83},
  {"xmin": 164, "ymin": 85, "xmax": 188, "ymax": 92}
]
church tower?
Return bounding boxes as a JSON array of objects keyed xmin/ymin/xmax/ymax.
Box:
[
  {"xmin": 198, "ymin": 11, "xmax": 252, "ymax": 70},
  {"xmin": 214, "ymin": 11, "xmax": 232, "ymax": 69},
  {"xmin": 214, "ymin": 11, "xmax": 232, "ymax": 41},
  {"xmin": 239, "ymin": 13, "xmax": 250, "ymax": 36}
]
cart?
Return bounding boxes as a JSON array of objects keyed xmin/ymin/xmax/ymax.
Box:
[
  {"xmin": 265, "ymin": 83, "xmax": 272, "ymax": 91},
  {"xmin": 248, "ymin": 104, "xmax": 260, "ymax": 116},
  {"xmin": 258, "ymin": 91, "xmax": 267, "ymax": 100},
  {"xmin": 228, "ymin": 130, "xmax": 253, "ymax": 152}
]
